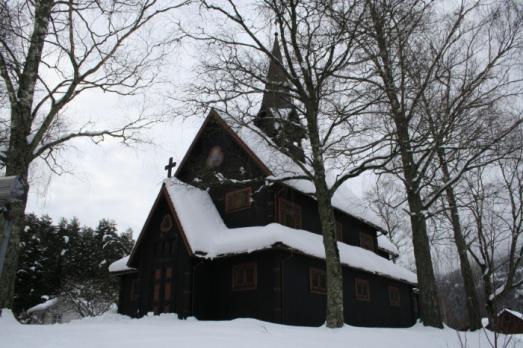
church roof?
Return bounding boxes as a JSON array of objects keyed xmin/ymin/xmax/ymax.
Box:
[
  {"xmin": 377, "ymin": 235, "xmax": 399, "ymax": 257},
  {"xmin": 175, "ymin": 109, "xmax": 387, "ymax": 232},
  {"xmin": 158, "ymin": 179, "xmax": 417, "ymax": 285},
  {"xmin": 108, "ymin": 255, "xmax": 135, "ymax": 274}
]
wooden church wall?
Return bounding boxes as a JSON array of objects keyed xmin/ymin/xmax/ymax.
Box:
[
  {"xmin": 272, "ymin": 184, "xmax": 380, "ymax": 255},
  {"xmin": 192, "ymin": 250, "xmax": 279, "ymax": 323},
  {"xmin": 117, "ymin": 273, "xmax": 139, "ymax": 317},
  {"xmin": 125, "ymin": 196, "xmax": 193, "ymax": 318},
  {"xmin": 342, "ymin": 267, "xmax": 415, "ymax": 328},
  {"xmin": 280, "ymin": 252, "xmax": 416, "ymax": 328}
]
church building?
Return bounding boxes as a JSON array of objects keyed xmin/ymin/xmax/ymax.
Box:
[{"xmin": 109, "ymin": 39, "xmax": 418, "ymax": 328}]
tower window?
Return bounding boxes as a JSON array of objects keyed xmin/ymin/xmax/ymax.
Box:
[
  {"xmin": 278, "ymin": 197, "xmax": 302, "ymax": 229},
  {"xmin": 359, "ymin": 232, "xmax": 375, "ymax": 251}
]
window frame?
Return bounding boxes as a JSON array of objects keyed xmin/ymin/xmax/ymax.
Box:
[
  {"xmin": 309, "ymin": 267, "xmax": 327, "ymax": 295},
  {"xmin": 359, "ymin": 232, "xmax": 375, "ymax": 251},
  {"xmin": 277, "ymin": 197, "xmax": 302, "ymax": 229},
  {"xmin": 232, "ymin": 262, "xmax": 257, "ymax": 291},
  {"xmin": 388, "ymin": 286, "xmax": 401, "ymax": 307},
  {"xmin": 225, "ymin": 187, "xmax": 252, "ymax": 213},
  {"xmin": 355, "ymin": 278, "xmax": 371, "ymax": 302},
  {"xmin": 336, "ymin": 221, "xmax": 343, "ymax": 242}
]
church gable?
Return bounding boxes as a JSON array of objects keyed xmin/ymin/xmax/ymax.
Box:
[
  {"xmin": 176, "ymin": 110, "xmax": 271, "ymax": 186},
  {"xmin": 128, "ymin": 187, "xmax": 193, "ymax": 268}
]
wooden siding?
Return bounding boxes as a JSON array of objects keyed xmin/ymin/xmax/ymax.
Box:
[
  {"xmin": 280, "ymin": 251, "xmax": 416, "ymax": 327},
  {"xmin": 121, "ymin": 196, "xmax": 193, "ymax": 318}
]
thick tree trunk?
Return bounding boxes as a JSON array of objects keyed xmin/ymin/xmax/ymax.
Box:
[
  {"xmin": 0, "ymin": 123, "xmax": 30, "ymax": 308},
  {"xmin": 306, "ymin": 105, "xmax": 344, "ymax": 328},
  {"xmin": 314, "ymin": 175, "xmax": 344, "ymax": 328},
  {"xmin": 396, "ymin": 124, "xmax": 443, "ymax": 328},
  {"xmin": 437, "ymin": 150, "xmax": 482, "ymax": 330},
  {"xmin": 0, "ymin": 0, "xmax": 53, "ymax": 308}
]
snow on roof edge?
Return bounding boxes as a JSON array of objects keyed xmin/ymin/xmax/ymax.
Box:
[
  {"xmin": 27, "ymin": 298, "xmax": 58, "ymax": 314},
  {"xmin": 109, "ymin": 255, "xmax": 136, "ymax": 274},
  {"xmin": 377, "ymin": 235, "xmax": 399, "ymax": 256},
  {"xmin": 164, "ymin": 179, "xmax": 417, "ymax": 285}
]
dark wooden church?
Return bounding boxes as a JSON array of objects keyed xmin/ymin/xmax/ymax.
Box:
[{"xmin": 109, "ymin": 39, "xmax": 418, "ymax": 328}]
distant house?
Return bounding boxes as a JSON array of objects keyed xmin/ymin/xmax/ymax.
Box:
[
  {"xmin": 487, "ymin": 309, "xmax": 523, "ymax": 334},
  {"xmin": 109, "ymin": 38, "xmax": 418, "ymax": 328},
  {"xmin": 26, "ymin": 297, "xmax": 81, "ymax": 324}
]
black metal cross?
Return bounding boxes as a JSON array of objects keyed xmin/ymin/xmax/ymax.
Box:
[{"xmin": 164, "ymin": 157, "xmax": 176, "ymax": 178}]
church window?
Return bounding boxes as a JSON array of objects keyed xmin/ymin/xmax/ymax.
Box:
[
  {"xmin": 309, "ymin": 268, "xmax": 327, "ymax": 294},
  {"xmin": 160, "ymin": 214, "xmax": 174, "ymax": 236},
  {"xmin": 336, "ymin": 221, "xmax": 343, "ymax": 242},
  {"xmin": 206, "ymin": 145, "xmax": 224, "ymax": 168},
  {"xmin": 164, "ymin": 266, "xmax": 173, "ymax": 311},
  {"xmin": 232, "ymin": 263, "xmax": 257, "ymax": 290},
  {"xmin": 355, "ymin": 278, "xmax": 370, "ymax": 301},
  {"xmin": 153, "ymin": 267, "xmax": 161, "ymax": 313},
  {"xmin": 359, "ymin": 232, "xmax": 375, "ymax": 251},
  {"xmin": 225, "ymin": 187, "xmax": 252, "ymax": 213},
  {"xmin": 388, "ymin": 286, "xmax": 401, "ymax": 306},
  {"xmin": 277, "ymin": 197, "xmax": 301, "ymax": 229}
]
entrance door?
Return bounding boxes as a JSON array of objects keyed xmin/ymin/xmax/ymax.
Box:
[{"xmin": 152, "ymin": 264, "xmax": 174, "ymax": 314}]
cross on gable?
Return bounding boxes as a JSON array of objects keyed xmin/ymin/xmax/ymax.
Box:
[{"xmin": 164, "ymin": 157, "xmax": 176, "ymax": 178}]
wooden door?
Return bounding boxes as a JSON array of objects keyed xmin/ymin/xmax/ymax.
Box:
[{"xmin": 152, "ymin": 264, "xmax": 174, "ymax": 314}]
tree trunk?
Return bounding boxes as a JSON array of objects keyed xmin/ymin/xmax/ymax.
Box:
[
  {"xmin": 0, "ymin": 0, "xmax": 53, "ymax": 308},
  {"xmin": 306, "ymin": 105, "xmax": 344, "ymax": 328},
  {"xmin": 315, "ymin": 175, "xmax": 344, "ymax": 328},
  {"xmin": 396, "ymin": 123, "xmax": 443, "ymax": 328},
  {"xmin": 0, "ymin": 130, "xmax": 30, "ymax": 308},
  {"xmin": 437, "ymin": 149, "xmax": 483, "ymax": 330}
]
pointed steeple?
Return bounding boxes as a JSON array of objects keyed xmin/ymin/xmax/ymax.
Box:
[
  {"xmin": 260, "ymin": 33, "xmax": 293, "ymax": 110},
  {"xmin": 255, "ymin": 34, "xmax": 306, "ymax": 162}
]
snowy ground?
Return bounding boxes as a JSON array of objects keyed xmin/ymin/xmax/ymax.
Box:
[{"xmin": 1, "ymin": 310, "xmax": 522, "ymax": 348}]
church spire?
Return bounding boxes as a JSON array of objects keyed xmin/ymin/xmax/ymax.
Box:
[
  {"xmin": 260, "ymin": 33, "xmax": 293, "ymax": 110},
  {"xmin": 255, "ymin": 34, "xmax": 306, "ymax": 162}
]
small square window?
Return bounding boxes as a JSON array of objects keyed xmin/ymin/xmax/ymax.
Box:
[
  {"xmin": 388, "ymin": 286, "xmax": 401, "ymax": 306},
  {"xmin": 309, "ymin": 268, "xmax": 327, "ymax": 294},
  {"xmin": 225, "ymin": 187, "xmax": 252, "ymax": 213},
  {"xmin": 359, "ymin": 233, "xmax": 375, "ymax": 251},
  {"xmin": 278, "ymin": 197, "xmax": 302, "ymax": 229},
  {"xmin": 232, "ymin": 263, "xmax": 257, "ymax": 290},
  {"xmin": 355, "ymin": 278, "xmax": 370, "ymax": 301}
]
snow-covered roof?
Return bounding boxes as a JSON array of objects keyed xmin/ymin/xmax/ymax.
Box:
[
  {"xmin": 500, "ymin": 309, "xmax": 523, "ymax": 319},
  {"xmin": 377, "ymin": 235, "xmax": 399, "ymax": 256},
  {"xmin": 177, "ymin": 109, "xmax": 387, "ymax": 232},
  {"xmin": 109, "ymin": 256, "xmax": 135, "ymax": 273},
  {"xmin": 163, "ymin": 179, "xmax": 417, "ymax": 285},
  {"xmin": 27, "ymin": 298, "xmax": 58, "ymax": 314}
]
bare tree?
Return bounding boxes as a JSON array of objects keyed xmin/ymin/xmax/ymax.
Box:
[
  {"xmin": 186, "ymin": 0, "xmax": 393, "ymax": 327},
  {"xmin": 0, "ymin": 0, "xmax": 189, "ymax": 308},
  {"xmin": 355, "ymin": 0, "xmax": 523, "ymax": 327},
  {"xmin": 461, "ymin": 131, "xmax": 523, "ymax": 323}
]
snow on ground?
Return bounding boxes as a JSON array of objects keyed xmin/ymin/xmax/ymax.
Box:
[{"xmin": 1, "ymin": 309, "xmax": 521, "ymax": 348}]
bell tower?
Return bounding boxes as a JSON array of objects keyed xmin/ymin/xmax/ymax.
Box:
[{"xmin": 254, "ymin": 34, "xmax": 306, "ymax": 162}]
